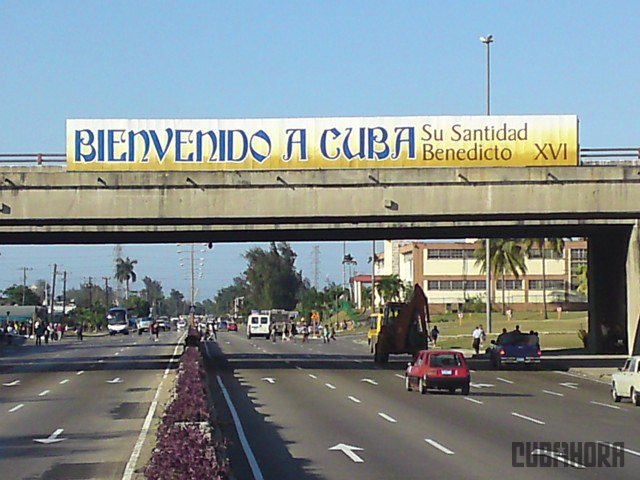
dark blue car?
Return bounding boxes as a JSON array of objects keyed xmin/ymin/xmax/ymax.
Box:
[{"xmin": 488, "ymin": 331, "xmax": 541, "ymax": 369}]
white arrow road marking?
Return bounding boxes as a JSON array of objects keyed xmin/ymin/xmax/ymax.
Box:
[
  {"xmin": 59, "ymin": 379, "xmax": 69, "ymax": 385},
  {"xmin": 470, "ymin": 382, "xmax": 495, "ymax": 388},
  {"xmin": 106, "ymin": 378, "xmax": 123, "ymax": 384},
  {"xmin": 34, "ymin": 428, "xmax": 66, "ymax": 444},
  {"xmin": 329, "ymin": 443, "xmax": 364, "ymax": 463},
  {"xmin": 543, "ymin": 390, "xmax": 564, "ymax": 397},
  {"xmin": 361, "ymin": 378, "xmax": 378, "ymax": 385},
  {"xmin": 464, "ymin": 397, "xmax": 484, "ymax": 405},
  {"xmin": 512, "ymin": 412, "xmax": 545, "ymax": 425},
  {"xmin": 9, "ymin": 404, "xmax": 24, "ymax": 413},
  {"xmin": 590, "ymin": 401, "xmax": 622, "ymax": 410},
  {"xmin": 425, "ymin": 439, "xmax": 455, "ymax": 455},
  {"xmin": 38, "ymin": 390, "xmax": 50, "ymax": 397},
  {"xmin": 531, "ymin": 449, "xmax": 585, "ymax": 469},
  {"xmin": 559, "ymin": 382, "xmax": 579, "ymax": 389},
  {"xmin": 597, "ymin": 441, "xmax": 640, "ymax": 457},
  {"xmin": 308, "ymin": 374, "xmax": 318, "ymax": 379},
  {"xmin": 325, "ymin": 383, "xmax": 336, "ymax": 390},
  {"xmin": 496, "ymin": 377, "xmax": 514, "ymax": 384},
  {"xmin": 378, "ymin": 412, "xmax": 397, "ymax": 423},
  {"xmin": 76, "ymin": 370, "xmax": 84, "ymax": 375},
  {"xmin": 348, "ymin": 396, "xmax": 361, "ymax": 404},
  {"xmin": 262, "ymin": 377, "xmax": 276, "ymax": 384},
  {"xmin": 3, "ymin": 380, "xmax": 20, "ymax": 387},
  {"xmin": 395, "ymin": 374, "xmax": 405, "ymax": 379}
]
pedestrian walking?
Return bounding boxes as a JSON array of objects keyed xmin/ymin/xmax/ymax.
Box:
[
  {"xmin": 35, "ymin": 321, "xmax": 44, "ymax": 346},
  {"xmin": 431, "ymin": 325, "xmax": 440, "ymax": 347},
  {"xmin": 76, "ymin": 323, "xmax": 84, "ymax": 341},
  {"xmin": 323, "ymin": 324, "xmax": 330, "ymax": 343},
  {"xmin": 44, "ymin": 323, "xmax": 50, "ymax": 344},
  {"xmin": 290, "ymin": 323, "xmax": 297, "ymax": 343},
  {"xmin": 302, "ymin": 324, "xmax": 309, "ymax": 343},
  {"xmin": 330, "ymin": 326, "xmax": 336, "ymax": 341},
  {"xmin": 472, "ymin": 325, "xmax": 482, "ymax": 355}
]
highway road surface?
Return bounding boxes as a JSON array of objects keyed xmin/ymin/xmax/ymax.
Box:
[
  {"xmin": 0, "ymin": 330, "xmax": 183, "ymax": 480},
  {"xmin": 205, "ymin": 331, "xmax": 639, "ymax": 480}
]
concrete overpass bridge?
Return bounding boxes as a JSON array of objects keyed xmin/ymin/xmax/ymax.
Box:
[{"xmin": 1, "ymin": 159, "xmax": 640, "ymax": 354}]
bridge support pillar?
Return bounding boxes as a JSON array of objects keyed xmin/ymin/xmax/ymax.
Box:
[
  {"xmin": 626, "ymin": 222, "xmax": 640, "ymax": 355},
  {"xmin": 588, "ymin": 229, "xmax": 630, "ymax": 353}
]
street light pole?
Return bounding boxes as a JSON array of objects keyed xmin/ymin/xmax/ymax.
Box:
[{"xmin": 481, "ymin": 34, "xmax": 493, "ymax": 333}]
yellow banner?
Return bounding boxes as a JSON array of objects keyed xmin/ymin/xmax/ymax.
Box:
[{"xmin": 66, "ymin": 115, "xmax": 578, "ymax": 171}]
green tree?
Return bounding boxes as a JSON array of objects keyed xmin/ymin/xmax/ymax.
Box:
[
  {"xmin": 140, "ymin": 276, "xmax": 164, "ymax": 315},
  {"xmin": 376, "ymin": 274, "xmax": 405, "ymax": 303},
  {"xmin": 213, "ymin": 276, "xmax": 248, "ymax": 316},
  {"xmin": 3, "ymin": 285, "xmax": 42, "ymax": 306},
  {"xmin": 165, "ymin": 289, "xmax": 186, "ymax": 317},
  {"xmin": 523, "ymin": 237, "xmax": 565, "ymax": 319},
  {"xmin": 67, "ymin": 283, "xmax": 105, "ymax": 310},
  {"xmin": 115, "ymin": 257, "xmax": 138, "ymax": 299},
  {"xmin": 575, "ymin": 264, "xmax": 588, "ymax": 298},
  {"xmin": 122, "ymin": 295, "xmax": 150, "ymax": 317},
  {"xmin": 243, "ymin": 242, "xmax": 303, "ymax": 310},
  {"xmin": 475, "ymin": 239, "xmax": 527, "ymax": 314}
]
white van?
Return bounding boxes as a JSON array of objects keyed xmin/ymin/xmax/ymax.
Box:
[{"xmin": 247, "ymin": 313, "xmax": 271, "ymax": 339}]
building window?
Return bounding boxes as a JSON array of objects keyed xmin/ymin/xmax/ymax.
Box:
[
  {"xmin": 528, "ymin": 249, "xmax": 562, "ymax": 259},
  {"xmin": 428, "ymin": 280, "xmax": 486, "ymax": 290},
  {"xmin": 528, "ymin": 280, "xmax": 565, "ymax": 290},
  {"xmin": 496, "ymin": 280, "xmax": 523, "ymax": 290},
  {"xmin": 570, "ymin": 248, "xmax": 587, "ymax": 261},
  {"xmin": 427, "ymin": 249, "xmax": 475, "ymax": 259}
]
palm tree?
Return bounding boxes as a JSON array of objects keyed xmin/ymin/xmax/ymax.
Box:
[
  {"xmin": 115, "ymin": 257, "xmax": 138, "ymax": 300},
  {"xmin": 474, "ymin": 239, "xmax": 527, "ymax": 314},
  {"xmin": 523, "ymin": 238, "xmax": 565, "ymax": 319},
  {"xmin": 376, "ymin": 274, "xmax": 405, "ymax": 303}
]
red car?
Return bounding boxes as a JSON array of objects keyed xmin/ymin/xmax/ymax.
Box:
[
  {"xmin": 227, "ymin": 322, "xmax": 238, "ymax": 332},
  {"xmin": 405, "ymin": 350, "xmax": 470, "ymax": 395}
]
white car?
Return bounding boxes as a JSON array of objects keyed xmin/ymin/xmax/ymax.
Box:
[{"xmin": 611, "ymin": 356, "xmax": 640, "ymax": 405}]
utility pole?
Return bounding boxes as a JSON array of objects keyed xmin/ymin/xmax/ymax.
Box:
[
  {"xmin": 50, "ymin": 264, "xmax": 57, "ymax": 324},
  {"xmin": 103, "ymin": 277, "xmax": 110, "ymax": 308},
  {"xmin": 481, "ymin": 34, "xmax": 494, "ymax": 333},
  {"xmin": 86, "ymin": 276, "xmax": 93, "ymax": 312},
  {"xmin": 21, "ymin": 267, "xmax": 32, "ymax": 305},
  {"xmin": 311, "ymin": 245, "xmax": 320, "ymax": 289},
  {"xmin": 61, "ymin": 271, "xmax": 67, "ymax": 325},
  {"xmin": 371, "ymin": 240, "xmax": 376, "ymax": 313}
]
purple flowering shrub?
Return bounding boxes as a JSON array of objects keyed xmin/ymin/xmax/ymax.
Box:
[{"xmin": 145, "ymin": 346, "xmax": 229, "ymax": 479}]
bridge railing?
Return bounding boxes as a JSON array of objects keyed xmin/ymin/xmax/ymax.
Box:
[
  {"xmin": 0, "ymin": 154, "xmax": 65, "ymax": 165},
  {"xmin": 0, "ymin": 149, "xmax": 639, "ymax": 166}
]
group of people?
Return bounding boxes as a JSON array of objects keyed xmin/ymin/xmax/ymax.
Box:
[
  {"xmin": 471, "ymin": 324, "xmax": 487, "ymax": 355},
  {"xmin": 269, "ymin": 323, "xmax": 299, "ymax": 342}
]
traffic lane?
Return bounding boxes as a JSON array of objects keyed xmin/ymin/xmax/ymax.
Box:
[
  {"xmin": 211, "ymin": 337, "xmax": 584, "ymax": 479},
  {"xmin": 208, "ymin": 349, "xmax": 473, "ymax": 479},
  {"xmin": 0, "ymin": 334, "xmax": 174, "ymax": 407},
  {"xmin": 0, "ymin": 332, "xmax": 182, "ymax": 480},
  {"xmin": 286, "ymin": 363, "xmax": 601, "ymax": 479}
]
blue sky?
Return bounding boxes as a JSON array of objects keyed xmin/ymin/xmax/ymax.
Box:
[{"xmin": 0, "ymin": 1, "xmax": 638, "ymax": 300}]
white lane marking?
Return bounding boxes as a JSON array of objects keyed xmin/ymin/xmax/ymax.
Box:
[
  {"xmin": 9, "ymin": 404, "xmax": 24, "ymax": 413},
  {"xmin": 470, "ymin": 382, "xmax": 494, "ymax": 388},
  {"xmin": 33, "ymin": 428, "xmax": 66, "ymax": 444},
  {"xmin": 361, "ymin": 378, "xmax": 378, "ymax": 385},
  {"xmin": 464, "ymin": 397, "xmax": 483, "ymax": 405},
  {"xmin": 308, "ymin": 374, "xmax": 318, "ymax": 379},
  {"xmin": 348, "ymin": 396, "xmax": 361, "ymax": 404},
  {"xmin": 216, "ymin": 375, "xmax": 265, "ymax": 479},
  {"xmin": 329, "ymin": 443, "xmax": 364, "ymax": 463},
  {"xmin": 555, "ymin": 370, "xmax": 609, "ymax": 385},
  {"xmin": 295, "ymin": 366, "xmax": 303, "ymax": 370},
  {"xmin": 531, "ymin": 449, "xmax": 585, "ymax": 469},
  {"xmin": 597, "ymin": 441, "xmax": 640, "ymax": 457},
  {"xmin": 98, "ymin": 359, "xmax": 104, "ymax": 363},
  {"xmin": 106, "ymin": 377, "xmax": 123, "ymax": 384},
  {"xmin": 262, "ymin": 377, "xmax": 276, "ymax": 384},
  {"xmin": 226, "ymin": 341, "xmax": 230, "ymax": 345},
  {"xmin": 3, "ymin": 380, "xmax": 20, "ymax": 387},
  {"xmin": 511, "ymin": 412, "xmax": 545, "ymax": 425},
  {"xmin": 38, "ymin": 390, "xmax": 50, "ymax": 397},
  {"xmin": 115, "ymin": 352, "xmax": 120, "ymax": 356},
  {"xmin": 354, "ymin": 359, "xmax": 363, "ymax": 364},
  {"xmin": 76, "ymin": 370, "xmax": 84, "ymax": 375},
  {"xmin": 543, "ymin": 390, "xmax": 564, "ymax": 397},
  {"xmin": 590, "ymin": 401, "xmax": 622, "ymax": 410},
  {"xmin": 59, "ymin": 379, "xmax": 69, "ymax": 385},
  {"xmin": 378, "ymin": 412, "xmax": 397, "ymax": 423},
  {"xmin": 395, "ymin": 374, "xmax": 405, "ymax": 379},
  {"xmin": 470, "ymin": 369, "xmax": 476, "ymax": 373},
  {"xmin": 425, "ymin": 438, "xmax": 455, "ymax": 455},
  {"xmin": 122, "ymin": 332, "xmax": 186, "ymax": 480},
  {"xmin": 496, "ymin": 377, "xmax": 514, "ymax": 384},
  {"xmin": 325, "ymin": 383, "xmax": 336, "ymax": 390},
  {"xmin": 559, "ymin": 382, "xmax": 579, "ymax": 389}
]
